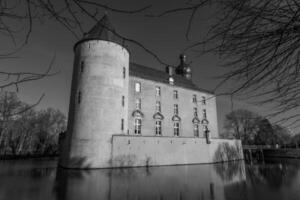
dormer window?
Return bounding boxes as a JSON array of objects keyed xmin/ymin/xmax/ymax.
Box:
[
  {"xmin": 169, "ymin": 77, "xmax": 174, "ymax": 85},
  {"xmin": 135, "ymin": 82, "xmax": 141, "ymax": 93}
]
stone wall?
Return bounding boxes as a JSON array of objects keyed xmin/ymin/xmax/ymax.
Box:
[
  {"xmin": 128, "ymin": 77, "xmax": 219, "ymax": 138},
  {"xmin": 111, "ymin": 135, "xmax": 243, "ymax": 167}
]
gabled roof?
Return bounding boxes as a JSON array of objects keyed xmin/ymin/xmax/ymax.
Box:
[
  {"xmin": 129, "ymin": 63, "xmax": 213, "ymax": 94},
  {"xmin": 74, "ymin": 14, "xmax": 123, "ymax": 49}
]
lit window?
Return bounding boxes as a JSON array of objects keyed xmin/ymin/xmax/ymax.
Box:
[
  {"xmin": 194, "ymin": 123, "xmax": 199, "ymax": 137},
  {"xmin": 174, "ymin": 104, "xmax": 179, "ymax": 115},
  {"xmin": 202, "ymin": 96, "xmax": 206, "ymax": 105},
  {"xmin": 80, "ymin": 61, "xmax": 84, "ymax": 73},
  {"xmin": 155, "ymin": 120, "xmax": 162, "ymax": 135},
  {"xmin": 136, "ymin": 98, "xmax": 141, "ymax": 110},
  {"xmin": 135, "ymin": 82, "xmax": 141, "ymax": 93},
  {"xmin": 78, "ymin": 91, "xmax": 81, "ymax": 104},
  {"xmin": 173, "ymin": 90, "xmax": 178, "ymax": 99},
  {"xmin": 174, "ymin": 122, "xmax": 180, "ymax": 136},
  {"xmin": 203, "ymin": 109, "xmax": 207, "ymax": 119},
  {"xmin": 121, "ymin": 119, "xmax": 124, "ymax": 131},
  {"xmin": 194, "ymin": 107, "xmax": 198, "ymax": 117},
  {"xmin": 122, "ymin": 96, "xmax": 125, "ymax": 107},
  {"xmin": 123, "ymin": 67, "xmax": 126, "ymax": 79},
  {"xmin": 193, "ymin": 94, "xmax": 197, "ymax": 103},
  {"xmin": 134, "ymin": 118, "xmax": 142, "ymax": 135},
  {"xmin": 156, "ymin": 86, "xmax": 161, "ymax": 96}
]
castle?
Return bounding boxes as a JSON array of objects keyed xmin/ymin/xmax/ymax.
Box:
[{"xmin": 58, "ymin": 15, "xmax": 243, "ymax": 169}]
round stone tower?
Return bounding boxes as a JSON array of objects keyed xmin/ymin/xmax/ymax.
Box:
[{"xmin": 59, "ymin": 15, "xmax": 129, "ymax": 168}]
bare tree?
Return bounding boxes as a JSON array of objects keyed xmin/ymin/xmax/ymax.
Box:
[
  {"xmin": 150, "ymin": 0, "xmax": 300, "ymax": 127},
  {"xmin": 2, "ymin": 0, "xmax": 300, "ymax": 127}
]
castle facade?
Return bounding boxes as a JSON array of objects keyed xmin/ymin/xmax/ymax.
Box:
[{"xmin": 59, "ymin": 15, "xmax": 243, "ymax": 169}]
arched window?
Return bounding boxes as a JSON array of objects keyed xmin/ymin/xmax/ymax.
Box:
[
  {"xmin": 155, "ymin": 120, "xmax": 162, "ymax": 136},
  {"xmin": 194, "ymin": 123, "xmax": 199, "ymax": 137},
  {"xmin": 134, "ymin": 118, "xmax": 142, "ymax": 135},
  {"xmin": 174, "ymin": 122, "xmax": 180, "ymax": 136}
]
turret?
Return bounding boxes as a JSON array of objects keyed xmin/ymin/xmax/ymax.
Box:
[
  {"xmin": 175, "ymin": 54, "xmax": 192, "ymax": 80},
  {"xmin": 59, "ymin": 14, "xmax": 129, "ymax": 168}
]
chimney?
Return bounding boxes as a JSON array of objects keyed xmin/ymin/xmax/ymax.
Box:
[{"xmin": 166, "ymin": 65, "xmax": 174, "ymax": 76}]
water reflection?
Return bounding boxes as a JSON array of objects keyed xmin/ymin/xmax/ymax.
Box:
[
  {"xmin": 55, "ymin": 161, "xmax": 246, "ymax": 200},
  {"xmin": 1, "ymin": 158, "xmax": 300, "ymax": 200}
]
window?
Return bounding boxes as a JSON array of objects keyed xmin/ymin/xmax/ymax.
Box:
[
  {"xmin": 193, "ymin": 94, "xmax": 197, "ymax": 103},
  {"xmin": 194, "ymin": 123, "xmax": 199, "ymax": 137},
  {"xmin": 78, "ymin": 91, "xmax": 81, "ymax": 104},
  {"xmin": 156, "ymin": 101, "xmax": 161, "ymax": 112},
  {"xmin": 174, "ymin": 104, "xmax": 179, "ymax": 115},
  {"xmin": 122, "ymin": 96, "xmax": 125, "ymax": 107},
  {"xmin": 135, "ymin": 82, "xmax": 141, "ymax": 93},
  {"xmin": 156, "ymin": 86, "xmax": 161, "ymax": 96},
  {"xmin": 121, "ymin": 119, "xmax": 124, "ymax": 131},
  {"xmin": 155, "ymin": 120, "xmax": 162, "ymax": 135},
  {"xmin": 173, "ymin": 90, "xmax": 178, "ymax": 99},
  {"xmin": 202, "ymin": 96, "xmax": 206, "ymax": 105},
  {"xmin": 169, "ymin": 77, "xmax": 174, "ymax": 85},
  {"xmin": 194, "ymin": 107, "xmax": 198, "ymax": 117},
  {"xmin": 80, "ymin": 61, "xmax": 84, "ymax": 73},
  {"xmin": 123, "ymin": 67, "xmax": 126, "ymax": 79},
  {"xmin": 203, "ymin": 109, "xmax": 207, "ymax": 119},
  {"xmin": 136, "ymin": 98, "xmax": 141, "ymax": 110},
  {"xmin": 134, "ymin": 118, "xmax": 142, "ymax": 135},
  {"xmin": 174, "ymin": 122, "xmax": 180, "ymax": 136}
]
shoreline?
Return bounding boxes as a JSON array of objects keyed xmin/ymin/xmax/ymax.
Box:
[{"xmin": 0, "ymin": 154, "xmax": 58, "ymax": 160}]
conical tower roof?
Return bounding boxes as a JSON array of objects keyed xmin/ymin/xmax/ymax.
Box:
[{"xmin": 74, "ymin": 14, "xmax": 124, "ymax": 49}]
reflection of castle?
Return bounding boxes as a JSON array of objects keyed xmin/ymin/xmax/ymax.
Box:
[
  {"xmin": 59, "ymin": 15, "xmax": 243, "ymax": 169},
  {"xmin": 55, "ymin": 162, "xmax": 247, "ymax": 200}
]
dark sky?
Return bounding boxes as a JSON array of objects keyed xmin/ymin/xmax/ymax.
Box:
[{"xmin": 0, "ymin": 0, "xmax": 298, "ymax": 134}]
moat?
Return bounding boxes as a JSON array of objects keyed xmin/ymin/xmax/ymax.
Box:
[{"xmin": 0, "ymin": 158, "xmax": 300, "ymax": 200}]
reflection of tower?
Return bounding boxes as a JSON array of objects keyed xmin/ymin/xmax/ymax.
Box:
[
  {"xmin": 175, "ymin": 54, "xmax": 192, "ymax": 80},
  {"xmin": 59, "ymin": 14, "xmax": 129, "ymax": 168}
]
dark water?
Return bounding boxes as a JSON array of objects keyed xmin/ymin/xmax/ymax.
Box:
[{"xmin": 0, "ymin": 158, "xmax": 300, "ymax": 200}]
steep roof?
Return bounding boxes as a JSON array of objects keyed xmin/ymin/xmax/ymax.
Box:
[
  {"xmin": 129, "ymin": 63, "xmax": 213, "ymax": 94},
  {"xmin": 74, "ymin": 14, "xmax": 123, "ymax": 49}
]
